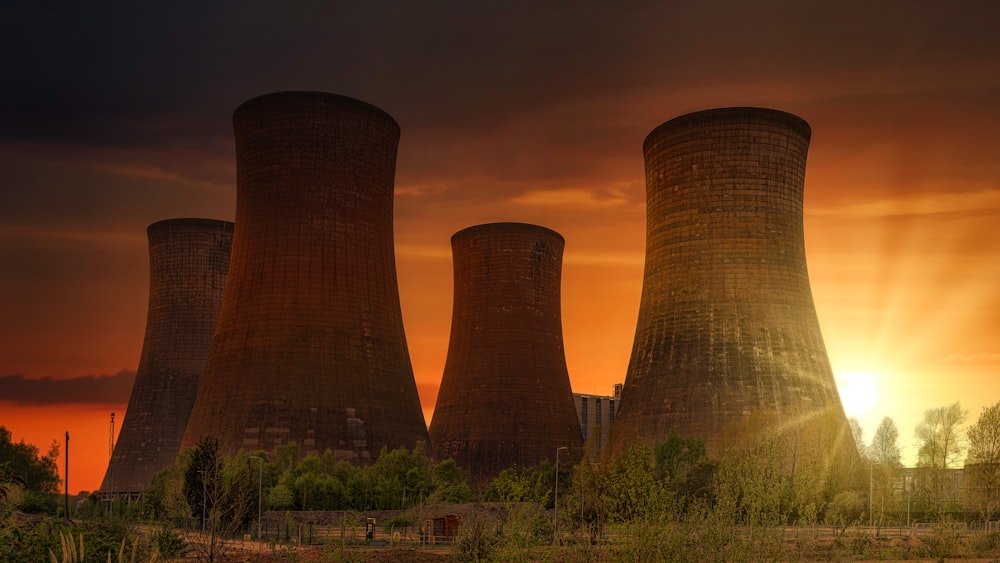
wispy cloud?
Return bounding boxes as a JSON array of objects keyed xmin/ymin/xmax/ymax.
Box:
[
  {"xmin": 0, "ymin": 224, "xmax": 143, "ymax": 246},
  {"xmin": 939, "ymin": 353, "xmax": 1000, "ymax": 365},
  {"xmin": 396, "ymin": 244, "xmax": 451, "ymax": 260},
  {"xmin": 511, "ymin": 187, "xmax": 630, "ymax": 209},
  {"xmin": 808, "ymin": 189, "xmax": 1000, "ymax": 219},
  {"xmin": 0, "ymin": 371, "xmax": 135, "ymax": 405}
]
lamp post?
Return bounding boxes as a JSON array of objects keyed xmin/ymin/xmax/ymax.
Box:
[
  {"xmin": 553, "ymin": 446, "xmax": 568, "ymax": 546},
  {"xmin": 254, "ymin": 456, "xmax": 264, "ymax": 546},
  {"xmin": 107, "ymin": 412, "xmax": 115, "ymax": 515},
  {"xmin": 64, "ymin": 431, "xmax": 69, "ymax": 521}
]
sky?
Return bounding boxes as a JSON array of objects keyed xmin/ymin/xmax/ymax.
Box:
[{"xmin": 0, "ymin": 1, "xmax": 998, "ymax": 494}]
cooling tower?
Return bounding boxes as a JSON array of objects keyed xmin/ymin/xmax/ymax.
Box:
[
  {"xmin": 101, "ymin": 218, "xmax": 233, "ymax": 494},
  {"xmin": 617, "ymin": 107, "xmax": 849, "ymax": 454},
  {"xmin": 429, "ymin": 223, "xmax": 583, "ymax": 483},
  {"xmin": 181, "ymin": 91, "xmax": 428, "ymax": 460}
]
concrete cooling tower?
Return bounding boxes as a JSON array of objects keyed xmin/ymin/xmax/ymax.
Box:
[
  {"xmin": 101, "ymin": 218, "xmax": 232, "ymax": 495},
  {"xmin": 429, "ymin": 223, "xmax": 583, "ymax": 483},
  {"xmin": 617, "ymin": 107, "xmax": 850, "ymax": 454},
  {"xmin": 181, "ymin": 91, "xmax": 428, "ymax": 459}
]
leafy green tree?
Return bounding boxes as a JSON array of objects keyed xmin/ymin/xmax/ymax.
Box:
[
  {"xmin": 652, "ymin": 431, "xmax": 714, "ymax": 502},
  {"xmin": 426, "ymin": 458, "xmax": 472, "ymax": 504},
  {"xmin": 483, "ymin": 462, "xmax": 554, "ymax": 506},
  {"xmin": 966, "ymin": 401, "xmax": 1000, "ymax": 522},
  {"xmin": 218, "ymin": 451, "xmax": 264, "ymax": 531},
  {"xmin": 267, "ymin": 483, "xmax": 295, "ymax": 510},
  {"xmin": 183, "ymin": 435, "xmax": 221, "ymax": 526},
  {"xmin": 603, "ymin": 438, "xmax": 668, "ymax": 523},
  {"xmin": 145, "ymin": 454, "xmax": 191, "ymax": 523},
  {"xmin": 0, "ymin": 426, "xmax": 61, "ymax": 513},
  {"xmin": 369, "ymin": 442, "xmax": 433, "ymax": 509}
]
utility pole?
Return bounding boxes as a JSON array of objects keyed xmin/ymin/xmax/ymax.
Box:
[
  {"xmin": 553, "ymin": 446, "xmax": 568, "ymax": 546},
  {"xmin": 64, "ymin": 431, "xmax": 69, "ymax": 520},
  {"xmin": 108, "ymin": 412, "xmax": 115, "ymax": 515}
]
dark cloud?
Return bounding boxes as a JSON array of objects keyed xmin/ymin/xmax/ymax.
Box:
[
  {"xmin": 2, "ymin": 0, "xmax": 996, "ymax": 150},
  {"xmin": 0, "ymin": 371, "xmax": 135, "ymax": 405}
]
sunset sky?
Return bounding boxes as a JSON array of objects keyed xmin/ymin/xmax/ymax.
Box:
[{"xmin": 1, "ymin": 2, "xmax": 998, "ymax": 494}]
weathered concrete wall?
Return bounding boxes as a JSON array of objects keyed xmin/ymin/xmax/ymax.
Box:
[
  {"xmin": 181, "ymin": 91, "xmax": 428, "ymax": 460},
  {"xmin": 430, "ymin": 223, "xmax": 582, "ymax": 483},
  {"xmin": 103, "ymin": 218, "xmax": 233, "ymax": 493}
]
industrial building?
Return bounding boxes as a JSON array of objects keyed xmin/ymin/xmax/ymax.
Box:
[
  {"xmin": 429, "ymin": 223, "xmax": 583, "ymax": 483},
  {"xmin": 617, "ymin": 107, "xmax": 852, "ymax": 457},
  {"xmin": 181, "ymin": 92, "xmax": 428, "ymax": 459},
  {"xmin": 102, "ymin": 218, "xmax": 233, "ymax": 495},
  {"xmin": 572, "ymin": 384, "xmax": 622, "ymax": 459}
]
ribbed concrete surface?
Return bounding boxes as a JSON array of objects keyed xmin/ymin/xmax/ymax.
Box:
[
  {"xmin": 618, "ymin": 107, "xmax": 849, "ymax": 453},
  {"xmin": 430, "ymin": 223, "xmax": 582, "ymax": 483},
  {"xmin": 181, "ymin": 92, "xmax": 428, "ymax": 460},
  {"xmin": 103, "ymin": 218, "xmax": 232, "ymax": 493}
]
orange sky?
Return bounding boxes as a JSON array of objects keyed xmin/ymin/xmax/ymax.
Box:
[{"xmin": 1, "ymin": 2, "xmax": 998, "ymax": 494}]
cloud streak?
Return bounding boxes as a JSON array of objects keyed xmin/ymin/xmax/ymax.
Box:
[{"xmin": 0, "ymin": 371, "xmax": 135, "ymax": 405}]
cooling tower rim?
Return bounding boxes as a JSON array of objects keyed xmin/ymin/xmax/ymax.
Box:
[
  {"xmin": 451, "ymin": 222, "xmax": 565, "ymax": 244},
  {"xmin": 233, "ymin": 91, "xmax": 399, "ymax": 134},
  {"xmin": 643, "ymin": 107, "xmax": 811, "ymax": 152},
  {"xmin": 147, "ymin": 218, "xmax": 235, "ymax": 235}
]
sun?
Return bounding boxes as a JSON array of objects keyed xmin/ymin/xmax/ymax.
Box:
[{"xmin": 836, "ymin": 371, "xmax": 879, "ymax": 416}]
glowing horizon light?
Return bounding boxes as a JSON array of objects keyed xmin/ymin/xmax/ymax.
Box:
[{"xmin": 836, "ymin": 371, "xmax": 879, "ymax": 416}]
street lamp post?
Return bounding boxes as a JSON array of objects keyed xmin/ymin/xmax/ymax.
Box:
[
  {"xmin": 254, "ymin": 456, "xmax": 264, "ymax": 546},
  {"xmin": 553, "ymin": 446, "xmax": 569, "ymax": 546},
  {"xmin": 64, "ymin": 431, "xmax": 69, "ymax": 521}
]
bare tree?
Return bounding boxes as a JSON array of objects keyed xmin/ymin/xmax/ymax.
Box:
[
  {"xmin": 966, "ymin": 401, "xmax": 1000, "ymax": 523},
  {"xmin": 915, "ymin": 403, "xmax": 967, "ymax": 515},
  {"xmin": 916, "ymin": 403, "xmax": 967, "ymax": 469},
  {"xmin": 868, "ymin": 417, "xmax": 901, "ymax": 532},
  {"xmin": 849, "ymin": 417, "xmax": 867, "ymax": 459}
]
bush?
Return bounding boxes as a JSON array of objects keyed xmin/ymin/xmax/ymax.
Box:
[
  {"xmin": 453, "ymin": 511, "xmax": 499, "ymax": 562},
  {"xmin": 150, "ymin": 526, "xmax": 187, "ymax": 558}
]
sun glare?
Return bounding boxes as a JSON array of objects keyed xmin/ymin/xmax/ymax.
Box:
[{"xmin": 836, "ymin": 371, "xmax": 879, "ymax": 416}]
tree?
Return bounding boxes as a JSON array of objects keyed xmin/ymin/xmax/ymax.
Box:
[
  {"xmin": 916, "ymin": 403, "xmax": 967, "ymax": 469},
  {"xmin": 870, "ymin": 417, "xmax": 901, "ymax": 466},
  {"xmin": 966, "ymin": 401, "xmax": 1000, "ymax": 522},
  {"xmin": 0, "ymin": 426, "xmax": 60, "ymax": 513},
  {"xmin": 183, "ymin": 436, "xmax": 221, "ymax": 527},
  {"xmin": 915, "ymin": 403, "xmax": 967, "ymax": 515},
  {"xmin": 849, "ymin": 417, "xmax": 867, "ymax": 459},
  {"xmin": 868, "ymin": 417, "xmax": 902, "ymax": 531}
]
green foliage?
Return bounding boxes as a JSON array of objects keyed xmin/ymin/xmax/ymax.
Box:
[
  {"xmin": 0, "ymin": 515, "xmax": 65, "ymax": 562},
  {"xmin": 453, "ymin": 510, "xmax": 499, "ymax": 562},
  {"xmin": 268, "ymin": 483, "xmax": 295, "ymax": 510},
  {"xmin": 602, "ymin": 438, "xmax": 671, "ymax": 522},
  {"xmin": 142, "ymin": 459, "xmax": 189, "ymax": 523},
  {"xmin": 182, "ymin": 435, "xmax": 220, "ymax": 524},
  {"xmin": 49, "ymin": 530, "xmax": 85, "ymax": 563},
  {"xmin": 916, "ymin": 402, "xmax": 967, "ymax": 470},
  {"xmin": 966, "ymin": 401, "xmax": 1000, "ymax": 522},
  {"xmin": 0, "ymin": 514, "xmax": 157, "ymax": 563},
  {"xmin": 825, "ymin": 490, "xmax": 865, "ymax": 532},
  {"xmin": 149, "ymin": 526, "xmax": 186, "ymax": 558},
  {"xmin": 483, "ymin": 462, "xmax": 553, "ymax": 506},
  {"xmin": 0, "ymin": 426, "xmax": 61, "ymax": 514},
  {"xmin": 426, "ymin": 458, "xmax": 472, "ymax": 504}
]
